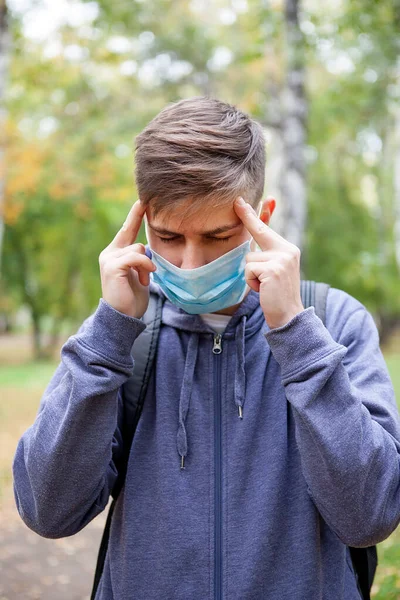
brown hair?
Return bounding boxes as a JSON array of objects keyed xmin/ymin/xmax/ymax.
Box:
[{"xmin": 134, "ymin": 96, "xmax": 266, "ymax": 219}]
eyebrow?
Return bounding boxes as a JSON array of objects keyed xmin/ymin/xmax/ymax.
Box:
[{"xmin": 148, "ymin": 223, "xmax": 243, "ymax": 236}]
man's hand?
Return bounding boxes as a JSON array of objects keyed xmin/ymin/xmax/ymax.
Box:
[
  {"xmin": 234, "ymin": 196, "xmax": 305, "ymax": 329},
  {"xmin": 99, "ymin": 199, "xmax": 156, "ymax": 319}
]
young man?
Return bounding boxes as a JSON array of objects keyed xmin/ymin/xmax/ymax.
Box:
[{"xmin": 13, "ymin": 97, "xmax": 400, "ymax": 600}]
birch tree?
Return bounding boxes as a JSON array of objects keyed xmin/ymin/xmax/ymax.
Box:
[
  {"xmin": 279, "ymin": 0, "xmax": 308, "ymax": 251},
  {"xmin": 0, "ymin": 0, "xmax": 10, "ymax": 276}
]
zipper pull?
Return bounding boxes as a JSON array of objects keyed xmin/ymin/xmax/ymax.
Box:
[{"xmin": 212, "ymin": 333, "xmax": 223, "ymax": 354}]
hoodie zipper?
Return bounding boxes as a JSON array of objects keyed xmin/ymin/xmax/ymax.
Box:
[{"xmin": 212, "ymin": 333, "xmax": 223, "ymax": 600}]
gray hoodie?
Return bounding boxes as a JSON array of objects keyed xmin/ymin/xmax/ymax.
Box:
[{"xmin": 12, "ymin": 274, "xmax": 400, "ymax": 599}]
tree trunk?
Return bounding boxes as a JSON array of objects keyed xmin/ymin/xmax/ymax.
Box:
[
  {"xmin": 280, "ymin": 0, "xmax": 308, "ymax": 251},
  {"xmin": 261, "ymin": 40, "xmax": 286, "ymax": 237},
  {"xmin": 393, "ymin": 108, "xmax": 400, "ymax": 273},
  {"xmin": 0, "ymin": 0, "xmax": 10, "ymax": 277},
  {"xmin": 376, "ymin": 312, "xmax": 400, "ymax": 347},
  {"xmin": 264, "ymin": 126, "xmax": 286, "ymax": 235},
  {"xmin": 44, "ymin": 320, "xmax": 62, "ymax": 358}
]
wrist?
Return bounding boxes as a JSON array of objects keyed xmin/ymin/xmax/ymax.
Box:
[{"xmin": 265, "ymin": 306, "xmax": 305, "ymax": 330}]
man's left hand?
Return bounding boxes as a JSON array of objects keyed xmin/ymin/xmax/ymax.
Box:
[{"xmin": 234, "ymin": 196, "xmax": 305, "ymax": 330}]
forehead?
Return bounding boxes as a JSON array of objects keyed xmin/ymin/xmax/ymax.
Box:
[{"xmin": 147, "ymin": 198, "xmax": 243, "ymax": 234}]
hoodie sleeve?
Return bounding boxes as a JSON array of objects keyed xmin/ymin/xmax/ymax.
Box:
[
  {"xmin": 264, "ymin": 287, "xmax": 400, "ymax": 548},
  {"xmin": 12, "ymin": 298, "xmax": 146, "ymax": 539}
]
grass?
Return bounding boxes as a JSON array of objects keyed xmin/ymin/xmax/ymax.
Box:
[
  {"xmin": 0, "ymin": 360, "xmax": 59, "ymax": 495},
  {"xmin": 0, "ymin": 336, "xmax": 399, "ymax": 598},
  {"xmin": 0, "ymin": 361, "xmax": 60, "ymax": 388},
  {"xmin": 371, "ymin": 352, "xmax": 400, "ymax": 599},
  {"xmin": 384, "ymin": 355, "xmax": 400, "ymax": 401}
]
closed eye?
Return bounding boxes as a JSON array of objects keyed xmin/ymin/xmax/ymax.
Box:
[{"xmin": 158, "ymin": 236, "xmax": 232, "ymax": 244}]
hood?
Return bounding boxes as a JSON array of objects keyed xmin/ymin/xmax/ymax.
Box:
[{"xmin": 145, "ymin": 243, "xmax": 269, "ymax": 469}]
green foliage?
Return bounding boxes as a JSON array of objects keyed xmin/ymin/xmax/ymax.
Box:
[{"xmin": 2, "ymin": 0, "xmax": 400, "ymax": 352}]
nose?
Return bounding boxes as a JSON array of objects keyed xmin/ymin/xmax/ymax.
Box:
[{"xmin": 180, "ymin": 244, "xmax": 207, "ymax": 269}]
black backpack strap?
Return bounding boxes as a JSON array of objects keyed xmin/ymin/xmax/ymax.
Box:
[
  {"xmin": 90, "ymin": 292, "xmax": 164, "ymax": 600},
  {"xmin": 300, "ymin": 279, "xmax": 330, "ymax": 323},
  {"xmin": 300, "ymin": 280, "xmax": 377, "ymax": 600},
  {"xmin": 349, "ymin": 546, "xmax": 378, "ymax": 600},
  {"xmin": 113, "ymin": 290, "xmax": 164, "ymax": 499}
]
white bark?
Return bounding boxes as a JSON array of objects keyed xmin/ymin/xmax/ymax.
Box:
[
  {"xmin": 393, "ymin": 108, "xmax": 400, "ymax": 272},
  {"xmin": 0, "ymin": 0, "xmax": 10, "ymax": 277},
  {"xmin": 279, "ymin": 0, "xmax": 308, "ymax": 250},
  {"xmin": 263, "ymin": 126, "xmax": 286, "ymax": 237}
]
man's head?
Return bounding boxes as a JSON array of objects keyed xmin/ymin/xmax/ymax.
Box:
[
  {"xmin": 135, "ymin": 95, "xmax": 266, "ymax": 213},
  {"xmin": 135, "ymin": 96, "xmax": 275, "ymax": 269}
]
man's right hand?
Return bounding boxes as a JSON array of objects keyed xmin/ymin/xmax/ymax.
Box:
[{"xmin": 99, "ymin": 199, "xmax": 156, "ymax": 319}]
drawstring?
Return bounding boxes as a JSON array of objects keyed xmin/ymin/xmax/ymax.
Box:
[
  {"xmin": 234, "ymin": 315, "xmax": 247, "ymax": 419},
  {"xmin": 177, "ymin": 333, "xmax": 199, "ymax": 470},
  {"xmin": 176, "ymin": 314, "xmax": 247, "ymax": 469}
]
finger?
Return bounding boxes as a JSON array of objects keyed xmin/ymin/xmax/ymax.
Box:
[
  {"xmin": 109, "ymin": 200, "xmax": 147, "ymax": 249},
  {"xmin": 245, "ymin": 261, "xmax": 283, "ymax": 286},
  {"xmin": 234, "ymin": 197, "xmax": 287, "ymax": 252},
  {"xmin": 245, "ymin": 250, "xmax": 286, "ymax": 263},
  {"xmin": 244, "ymin": 262, "xmax": 262, "ymax": 293},
  {"xmin": 113, "ymin": 251, "xmax": 156, "ymax": 276},
  {"xmin": 120, "ymin": 253, "xmax": 156, "ymax": 286},
  {"xmin": 113, "ymin": 242, "xmax": 146, "ymax": 259},
  {"xmin": 131, "ymin": 264, "xmax": 151, "ymax": 287},
  {"xmin": 127, "ymin": 263, "xmax": 151, "ymax": 288}
]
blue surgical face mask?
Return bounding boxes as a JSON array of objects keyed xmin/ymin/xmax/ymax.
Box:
[{"xmin": 144, "ymin": 208, "xmax": 262, "ymax": 314}]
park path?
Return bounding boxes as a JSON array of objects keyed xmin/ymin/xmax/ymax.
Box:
[{"xmin": 0, "ymin": 486, "xmax": 108, "ymax": 600}]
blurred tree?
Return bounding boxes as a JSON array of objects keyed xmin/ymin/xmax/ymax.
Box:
[
  {"xmin": 280, "ymin": 0, "xmax": 308, "ymax": 250},
  {"xmin": 0, "ymin": 0, "xmax": 10, "ymax": 276},
  {"xmin": 2, "ymin": 0, "xmax": 400, "ymax": 352},
  {"xmin": 0, "ymin": 0, "xmax": 12, "ymax": 333},
  {"xmin": 304, "ymin": 0, "xmax": 400, "ymax": 339},
  {"xmin": 3, "ymin": 21, "xmax": 136, "ymax": 357}
]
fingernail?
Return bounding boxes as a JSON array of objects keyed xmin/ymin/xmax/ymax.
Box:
[{"xmin": 236, "ymin": 196, "xmax": 246, "ymax": 206}]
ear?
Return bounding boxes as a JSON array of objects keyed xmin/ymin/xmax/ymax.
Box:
[{"xmin": 258, "ymin": 196, "xmax": 276, "ymax": 224}]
